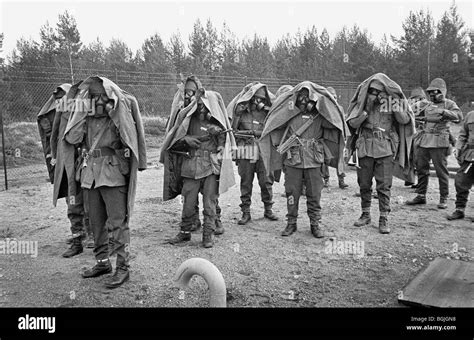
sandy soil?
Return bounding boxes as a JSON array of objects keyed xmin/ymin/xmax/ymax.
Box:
[{"xmin": 0, "ymin": 147, "xmax": 472, "ymax": 308}]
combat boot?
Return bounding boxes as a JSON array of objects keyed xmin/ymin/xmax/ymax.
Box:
[
  {"xmin": 264, "ymin": 208, "xmax": 278, "ymax": 221},
  {"xmin": 354, "ymin": 212, "xmax": 371, "ymax": 227},
  {"xmin": 238, "ymin": 212, "xmax": 251, "ymax": 225},
  {"xmin": 338, "ymin": 177, "xmax": 349, "ymax": 189},
  {"xmin": 281, "ymin": 223, "xmax": 297, "ymax": 236},
  {"xmin": 379, "ymin": 216, "xmax": 390, "ymax": 234},
  {"xmin": 406, "ymin": 195, "xmax": 426, "ymax": 205},
  {"xmin": 447, "ymin": 209, "xmax": 464, "ymax": 220},
  {"xmin": 84, "ymin": 233, "xmax": 95, "ymax": 249},
  {"xmin": 437, "ymin": 197, "xmax": 448, "ymax": 209},
  {"xmin": 202, "ymin": 229, "xmax": 214, "ymax": 248},
  {"xmin": 104, "ymin": 267, "xmax": 130, "ymax": 289},
  {"xmin": 310, "ymin": 223, "xmax": 324, "ymax": 238},
  {"xmin": 214, "ymin": 220, "xmax": 225, "ymax": 235},
  {"xmin": 167, "ymin": 231, "xmax": 191, "ymax": 245},
  {"xmin": 82, "ymin": 259, "xmax": 112, "ymax": 278},
  {"xmin": 62, "ymin": 237, "xmax": 83, "ymax": 258}
]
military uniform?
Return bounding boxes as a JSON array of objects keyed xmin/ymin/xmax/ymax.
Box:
[
  {"xmin": 235, "ymin": 104, "xmax": 275, "ymax": 222},
  {"xmin": 447, "ymin": 111, "xmax": 474, "ymax": 220},
  {"xmin": 348, "ymin": 79, "xmax": 410, "ymax": 233},
  {"xmin": 407, "ymin": 78, "xmax": 462, "ymax": 208}
]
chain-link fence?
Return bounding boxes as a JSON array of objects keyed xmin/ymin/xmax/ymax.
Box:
[{"xmin": 0, "ymin": 67, "xmax": 363, "ymax": 190}]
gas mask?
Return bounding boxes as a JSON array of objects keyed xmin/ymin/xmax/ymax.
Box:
[
  {"xmin": 252, "ymin": 96, "xmax": 267, "ymax": 111},
  {"xmin": 296, "ymin": 89, "xmax": 316, "ymax": 113},
  {"xmin": 184, "ymin": 89, "xmax": 196, "ymax": 107},
  {"xmin": 428, "ymin": 90, "xmax": 443, "ymax": 103},
  {"xmin": 197, "ymin": 102, "xmax": 212, "ymax": 121},
  {"xmin": 92, "ymin": 93, "xmax": 114, "ymax": 116}
]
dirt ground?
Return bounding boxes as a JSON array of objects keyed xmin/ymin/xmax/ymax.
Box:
[{"xmin": 0, "ymin": 145, "xmax": 472, "ymax": 308}]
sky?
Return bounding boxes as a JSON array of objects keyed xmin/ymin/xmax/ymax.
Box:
[{"xmin": 0, "ymin": 0, "xmax": 473, "ymax": 59}]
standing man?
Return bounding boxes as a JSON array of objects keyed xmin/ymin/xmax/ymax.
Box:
[
  {"xmin": 167, "ymin": 76, "xmax": 224, "ymax": 235},
  {"xmin": 346, "ymin": 73, "xmax": 414, "ymax": 234},
  {"xmin": 406, "ymin": 78, "xmax": 462, "ymax": 209},
  {"xmin": 260, "ymin": 81, "xmax": 348, "ymax": 238},
  {"xmin": 65, "ymin": 76, "xmax": 147, "ymax": 289},
  {"xmin": 227, "ymin": 83, "xmax": 278, "ymax": 225},
  {"xmin": 321, "ymin": 87, "xmax": 349, "ymax": 189},
  {"xmin": 161, "ymin": 87, "xmax": 235, "ymax": 248},
  {"xmin": 38, "ymin": 83, "xmax": 92, "ymax": 257},
  {"xmin": 447, "ymin": 110, "xmax": 474, "ymax": 221}
]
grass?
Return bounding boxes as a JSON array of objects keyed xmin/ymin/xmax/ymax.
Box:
[{"xmin": 0, "ymin": 122, "xmax": 43, "ymax": 167}]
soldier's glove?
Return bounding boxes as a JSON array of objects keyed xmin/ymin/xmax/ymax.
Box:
[
  {"xmin": 253, "ymin": 130, "xmax": 262, "ymax": 138},
  {"xmin": 183, "ymin": 136, "xmax": 202, "ymax": 149},
  {"xmin": 208, "ymin": 126, "xmax": 222, "ymax": 136}
]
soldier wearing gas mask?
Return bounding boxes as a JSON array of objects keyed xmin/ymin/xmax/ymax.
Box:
[
  {"xmin": 406, "ymin": 78, "xmax": 462, "ymax": 209},
  {"xmin": 346, "ymin": 74, "xmax": 413, "ymax": 234},
  {"xmin": 447, "ymin": 110, "xmax": 474, "ymax": 221},
  {"xmin": 321, "ymin": 87, "xmax": 348, "ymax": 189},
  {"xmin": 162, "ymin": 88, "xmax": 235, "ymax": 248},
  {"xmin": 167, "ymin": 76, "xmax": 225, "ymax": 235},
  {"xmin": 228, "ymin": 83, "xmax": 277, "ymax": 225},
  {"xmin": 64, "ymin": 76, "xmax": 147, "ymax": 289},
  {"xmin": 260, "ymin": 81, "xmax": 348, "ymax": 238}
]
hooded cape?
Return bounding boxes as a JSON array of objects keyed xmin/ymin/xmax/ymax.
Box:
[
  {"xmin": 160, "ymin": 90, "xmax": 236, "ymax": 201},
  {"xmin": 226, "ymin": 82, "xmax": 274, "ymax": 122},
  {"xmin": 260, "ymin": 81, "xmax": 349, "ymax": 178},
  {"xmin": 37, "ymin": 83, "xmax": 71, "ymax": 183},
  {"xmin": 346, "ymin": 73, "xmax": 415, "ymax": 182},
  {"xmin": 64, "ymin": 76, "xmax": 147, "ymax": 222}
]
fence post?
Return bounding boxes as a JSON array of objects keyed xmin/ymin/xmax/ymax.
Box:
[
  {"xmin": 115, "ymin": 68, "xmax": 118, "ymax": 83},
  {"xmin": 0, "ymin": 103, "xmax": 7, "ymax": 190}
]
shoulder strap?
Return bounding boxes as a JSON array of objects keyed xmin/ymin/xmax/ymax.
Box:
[{"xmin": 88, "ymin": 119, "xmax": 111, "ymax": 153}]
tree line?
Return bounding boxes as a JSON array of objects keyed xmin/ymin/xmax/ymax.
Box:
[{"xmin": 2, "ymin": 3, "xmax": 473, "ymax": 103}]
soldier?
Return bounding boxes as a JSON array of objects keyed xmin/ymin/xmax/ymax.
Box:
[
  {"xmin": 447, "ymin": 110, "xmax": 474, "ymax": 221},
  {"xmin": 161, "ymin": 87, "xmax": 235, "ymax": 248},
  {"xmin": 64, "ymin": 76, "xmax": 147, "ymax": 289},
  {"xmin": 346, "ymin": 73, "xmax": 414, "ymax": 234},
  {"xmin": 38, "ymin": 84, "xmax": 93, "ymax": 257},
  {"xmin": 406, "ymin": 87, "xmax": 430, "ymax": 188},
  {"xmin": 260, "ymin": 81, "xmax": 348, "ymax": 238},
  {"xmin": 406, "ymin": 78, "xmax": 462, "ymax": 209},
  {"xmin": 321, "ymin": 87, "xmax": 349, "ymax": 189},
  {"xmin": 227, "ymin": 83, "xmax": 278, "ymax": 225},
  {"xmin": 167, "ymin": 76, "xmax": 224, "ymax": 235}
]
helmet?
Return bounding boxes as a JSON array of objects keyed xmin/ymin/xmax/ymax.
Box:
[
  {"xmin": 276, "ymin": 85, "xmax": 293, "ymax": 97},
  {"xmin": 185, "ymin": 79, "xmax": 198, "ymax": 92},
  {"xmin": 426, "ymin": 78, "xmax": 447, "ymax": 96},
  {"xmin": 254, "ymin": 87, "xmax": 266, "ymax": 99},
  {"xmin": 88, "ymin": 80, "xmax": 106, "ymax": 96},
  {"xmin": 369, "ymin": 79, "xmax": 384, "ymax": 92},
  {"xmin": 409, "ymin": 87, "xmax": 426, "ymax": 100}
]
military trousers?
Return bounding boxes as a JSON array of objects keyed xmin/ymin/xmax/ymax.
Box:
[
  {"xmin": 454, "ymin": 162, "xmax": 474, "ymax": 210},
  {"xmin": 416, "ymin": 147, "xmax": 450, "ymax": 198},
  {"xmin": 180, "ymin": 175, "xmax": 218, "ymax": 232},
  {"xmin": 357, "ymin": 156, "xmax": 393, "ymax": 216},
  {"xmin": 194, "ymin": 199, "xmax": 221, "ymax": 224},
  {"xmin": 321, "ymin": 163, "xmax": 345, "ymax": 180},
  {"xmin": 86, "ymin": 185, "xmax": 130, "ymax": 269},
  {"xmin": 284, "ymin": 166, "xmax": 323, "ymax": 226},
  {"xmin": 237, "ymin": 159, "xmax": 274, "ymax": 213},
  {"xmin": 66, "ymin": 187, "xmax": 86, "ymax": 236}
]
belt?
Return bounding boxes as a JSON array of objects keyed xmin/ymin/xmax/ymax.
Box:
[
  {"xmin": 189, "ymin": 150, "xmax": 214, "ymax": 158},
  {"xmin": 89, "ymin": 147, "xmax": 116, "ymax": 158},
  {"xmin": 362, "ymin": 127, "xmax": 389, "ymax": 139},
  {"xmin": 423, "ymin": 127, "xmax": 449, "ymax": 134}
]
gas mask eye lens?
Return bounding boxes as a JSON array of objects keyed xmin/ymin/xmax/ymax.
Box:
[{"xmin": 185, "ymin": 89, "xmax": 195, "ymax": 97}]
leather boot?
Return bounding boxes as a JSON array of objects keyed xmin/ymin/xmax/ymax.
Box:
[
  {"xmin": 238, "ymin": 212, "xmax": 251, "ymax": 225},
  {"xmin": 214, "ymin": 220, "xmax": 225, "ymax": 235},
  {"xmin": 354, "ymin": 212, "xmax": 371, "ymax": 227},
  {"xmin": 84, "ymin": 233, "xmax": 95, "ymax": 249},
  {"xmin": 379, "ymin": 216, "xmax": 390, "ymax": 234},
  {"xmin": 82, "ymin": 260, "xmax": 112, "ymax": 278},
  {"xmin": 264, "ymin": 208, "xmax": 278, "ymax": 221},
  {"xmin": 338, "ymin": 177, "xmax": 348, "ymax": 189},
  {"xmin": 190, "ymin": 219, "xmax": 202, "ymax": 232},
  {"xmin": 104, "ymin": 267, "xmax": 130, "ymax": 289},
  {"xmin": 447, "ymin": 209, "xmax": 464, "ymax": 220},
  {"xmin": 310, "ymin": 223, "xmax": 324, "ymax": 238},
  {"xmin": 437, "ymin": 197, "xmax": 448, "ymax": 209},
  {"xmin": 281, "ymin": 223, "xmax": 297, "ymax": 236},
  {"xmin": 62, "ymin": 237, "xmax": 83, "ymax": 258},
  {"xmin": 167, "ymin": 231, "xmax": 191, "ymax": 245},
  {"xmin": 202, "ymin": 229, "xmax": 214, "ymax": 248},
  {"xmin": 323, "ymin": 178, "xmax": 329, "ymax": 188},
  {"xmin": 406, "ymin": 195, "xmax": 426, "ymax": 205}
]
